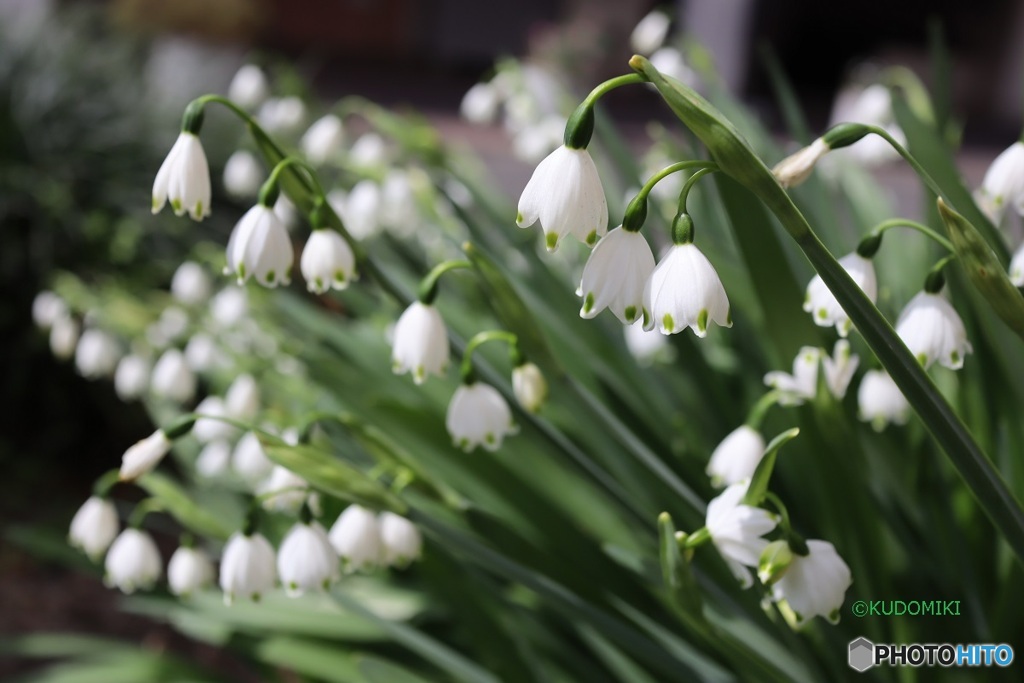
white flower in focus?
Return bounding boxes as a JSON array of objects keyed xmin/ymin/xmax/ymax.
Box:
[
  {"xmin": 857, "ymin": 369, "xmax": 910, "ymax": 431},
  {"xmin": 172, "ymin": 261, "xmax": 212, "ymax": 306},
  {"xmin": 69, "ymin": 496, "xmax": 119, "ymax": 561},
  {"xmin": 460, "ymin": 82, "xmax": 500, "ymax": 124},
  {"xmin": 578, "ymin": 227, "xmax": 656, "ymax": 324},
  {"xmin": 223, "ymin": 151, "xmax": 264, "ymax": 199},
  {"xmin": 649, "ymin": 47, "xmax": 697, "ymax": 87},
  {"xmin": 1011, "ymin": 242, "xmax": 1024, "ymax": 287},
  {"xmin": 257, "ymin": 96, "xmax": 306, "ymax": 134},
  {"xmin": 49, "ymin": 316, "xmax": 79, "ymax": 359},
  {"xmin": 391, "ymin": 302, "xmax": 449, "ymax": 384},
  {"xmin": 227, "ymin": 64, "xmax": 269, "ymax": 109},
  {"xmin": 119, "ymin": 429, "xmax": 173, "ymax": 482},
  {"xmin": 705, "ymin": 482, "xmax": 777, "ymax": 588},
  {"xmin": 764, "ymin": 347, "xmax": 821, "ymax": 406},
  {"xmin": 225, "ymin": 204, "xmax": 294, "ymax": 287},
  {"xmin": 168, "ymin": 546, "xmax": 214, "ymax": 597},
  {"xmin": 233, "ymin": 431, "xmax": 274, "ymax": 484},
  {"xmin": 220, "ymin": 531, "xmax": 277, "ymax": 604},
  {"xmin": 821, "ymin": 339, "xmax": 859, "ymax": 399},
  {"xmin": 196, "ymin": 440, "xmax": 232, "ymax": 478},
  {"xmin": 301, "ymin": 114, "xmax": 344, "ymax": 165},
  {"xmin": 630, "ymin": 9, "xmax": 671, "ymax": 54},
  {"xmin": 151, "ymin": 349, "xmax": 196, "ymax": 403},
  {"xmin": 643, "ymin": 243, "xmax": 731, "ymax": 336},
  {"xmin": 328, "ymin": 505, "xmax": 383, "ymax": 571},
  {"xmin": 978, "ymin": 142, "xmax": 1024, "ymax": 222},
  {"xmin": 512, "ymin": 362, "xmax": 547, "ymax": 413},
  {"xmin": 341, "ymin": 180, "xmax": 381, "ymax": 240},
  {"xmin": 379, "ymin": 512, "xmax": 422, "ymax": 567},
  {"xmin": 349, "ymin": 132, "xmax": 388, "ymax": 169},
  {"xmin": 114, "ymin": 354, "xmax": 150, "ymax": 401},
  {"xmin": 193, "ymin": 396, "xmax": 235, "ymax": 443},
  {"xmin": 803, "ymin": 253, "xmax": 876, "ymax": 337},
  {"xmin": 623, "ymin": 320, "xmax": 669, "ymax": 364},
  {"xmin": 75, "ymin": 329, "xmax": 121, "ymax": 379},
  {"xmin": 772, "ymin": 138, "xmax": 830, "ymax": 189},
  {"xmin": 32, "ymin": 291, "xmax": 67, "ymax": 329},
  {"xmin": 152, "ymin": 132, "xmax": 211, "ymax": 221},
  {"xmin": 301, "ymin": 229, "xmax": 356, "ymax": 293},
  {"xmin": 277, "ymin": 520, "xmax": 338, "ymax": 596},
  {"xmin": 209, "ymin": 288, "xmax": 248, "ymax": 327},
  {"xmin": 771, "ymin": 539, "xmax": 852, "ymax": 626},
  {"xmin": 517, "ymin": 145, "xmax": 609, "ymax": 251},
  {"xmin": 104, "ymin": 528, "xmax": 162, "ymax": 594},
  {"xmin": 225, "ymin": 373, "xmax": 260, "ymax": 421},
  {"xmin": 706, "ymin": 426, "xmax": 766, "ymax": 488},
  {"xmin": 259, "ymin": 466, "xmax": 310, "ymax": 513},
  {"xmin": 446, "ymin": 382, "xmax": 516, "ymax": 452},
  {"xmin": 895, "ymin": 291, "xmax": 972, "ymax": 370}
]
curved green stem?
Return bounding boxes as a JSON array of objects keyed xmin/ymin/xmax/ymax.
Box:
[
  {"xmin": 744, "ymin": 391, "xmax": 781, "ymax": 430},
  {"xmin": 460, "ymin": 330, "xmax": 519, "ymax": 383},
  {"xmin": 581, "ymin": 74, "xmax": 646, "ymax": 109},
  {"xmin": 866, "ymin": 218, "xmax": 955, "ymax": 253},
  {"xmin": 623, "ymin": 160, "xmax": 718, "ymax": 232},
  {"xmin": 677, "ymin": 167, "xmax": 719, "ymax": 214},
  {"xmin": 682, "ymin": 527, "xmax": 710, "ymax": 549},
  {"xmin": 92, "ymin": 469, "xmax": 121, "ymax": 498},
  {"xmin": 262, "ymin": 157, "xmax": 326, "ymax": 206},
  {"xmin": 128, "ymin": 498, "xmax": 164, "ymax": 529},
  {"xmin": 418, "ymin": 260, "xmax": 473, "ymax": 304},
  {"xmin": 762, "ymin": 491, "xmax": 791, "ymax": 534}
]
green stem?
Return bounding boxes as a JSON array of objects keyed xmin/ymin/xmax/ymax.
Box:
[
  {"xmin": 418, "ymin": 259, "xmax": 473, "ymax": 304},
  {"xmin": 677, "ymin": 167, "xmax": 719, "ymax": 214},
  {"xmin": 623, "ymin": 160, "xmax": 717, "ymax": 232},
  {"xmin": 762, "ymin": 491, "xmax": 791, "ymax": 534},
  {"xmin": 261, "ymin": 157, "xmax": 326, "ymax": 206},
  {"xmin": 864, "ymin": 125, "xmax": 947, "ymax": 206},
  {"xmin": 92, "ymin": 469, "xmax": 121, "ymax": 498},
  {"xmin": 744, "ymin": 391, "xmax": 781, "ymax": 430},
  {"xmin": 683, "ymin": 527, "xmax": 710, "ymax": 549},
  {"xmin": 866, "ymin": 218, "xmax": 955, "ymax": 253},
  {"xmin": 460, "ymin": 330, "xmax": 519, "ymax": 383},
  {"xmin": 128, "ymin": 498, "xmax": 164, "ymax": 529},
  {"xmin": 582, "ymin": 74, "xmax": 647, "ymax": 109}
]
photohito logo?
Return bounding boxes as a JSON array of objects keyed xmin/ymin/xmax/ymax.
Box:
[{"xmin": 848, "ymin": 637, "xmax": 1014, "ymax": 671}]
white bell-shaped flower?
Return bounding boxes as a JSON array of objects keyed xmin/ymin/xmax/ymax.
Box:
[
  {"xmin": 517, "ymin": 144, "xmax": 608, "ymax": 251},
  {"xmin": 233, "ymin": 431, "xmax": 274, "ymax": 484},
  {"xmin": 380, "ymin": 169, "xmax": 417, "ymax": 235},
  {"xmin": 119, "ymin": 429, "xmax": 173, "ymax": 482},
  {"xmin": 578, "ymin": 226, "xmax": 656, "ymax": 324},
  {"xmin": 827, "ymin": 83, "xmax": 903, "ymax": 166},
  {"xmin": 146, "ymin": 307, "xmax": 190, "ymax": 349},
  {"xmin": 391, "ymin": 301, "xmax": 449, "ymax": 384},
  {"xmin": 706, "ymin": 426, "xmax": 766, "ymax": 488},
  {"xmin": 151, "ymin": 348, "xmax": 196, "ymax": 404},
  {"xmin": 705, "ymin": 482, "xmax": 777, "ymax": 588},
  {"xmin": 225, "ymin": 204, "xmax": 294, "ymax": 288},
  {"xmin": 445, "ymin": 381, "xmax": 516, "ymax": 452},
  {"xmin": 341, "ymin": 180, "xmax": 382, "ymax": 240},
  {"xmin": 223, "ymin": 150, "xmax": 264, "ymax": 199},
  {"xmin": 643, "ymin": 243, "xmax": 731, "ymax": 336},
  {"xmin": 49, "ymin": 315, "xmax": 79, "ymax": 360},
  {"xmin": 512, "ymin": 362, "xmax": 547, "ymax": 413},
  {"xmin": 193, "ymin": 397, "xmax": 236, "ymax": 443},
  {"xmin": 277, "ymin": 520, "xmax": 338, "ymax": 597},
  {"xmin": 1010, "ymin": 241, "xmax": 1024, "ymax": 287},
  {"xmin": 227, "ymin": 64, "xmax": 269, "ymax": 109},
  {"xmin": 895, "ymin": 290, "xmax": 972, "ymax": 370},
  {"xmin": 857, "ymin": 370, "xmax": 910, "ymax": 431},
  {"xmin": 32, "ymin": 291, "xmax": 67, "ymax": 329},
  {"xmin": 196, "ymin": 440, "xmax": 232, "ymax": 478},
  {"xmin": 301, "ymin": 114, "xmax": 344, "ymax": 165},
  {"xmin": 114, "ymin": 354, "xmax": 150, "ymax": 401},
  {"xmin": 75, "ymin": 329, "xmax": 121, "ymax": 379},
  {"xmin": 152, "ymin": 132, "xmax": 211, "ymax": 221},
  {"xmin": 771, "ymin": 539, "xmax": 852, "ymax": 626},
  {"xmin": 803, "ymin": 253, "xmax": 876, "ymax": 337},
  {"xmin": 329, "ymin": 505, "xmax": 383, "ymax": 571},
  {"xmin": 172, "ymin": 261, "xmax": 212, "ymax": 306},
  {"xmin": 348, "ymin": 132, "xmax": 388, "ymax": 170},
  {"xmin": 104, "ymin": 528, "xmax": 162, "ymax": 594},
  {"xmin": 225, "ymin": 373, "xmax": 260, "ymax": 421},
  {"xmin": 209, "ymin": 287, "xmax": 248, "ymax": 327},
  {"xmin": 379, "ymin": 512, "xmax": 422, "ymax": 567},
  {"xmin": 185, "ymin": 333, "xmax": 222, "ymax": 373},
  {"xmin": 300, "ymin": 229, "xmax": 356, "ymax": 294},
  {"xmin": 624, "ymin": 322, "xmax": 669, "ymax": 367},
  {"xmin": 168, "ymin": 546, "xmax": 214, "ymax": 597},
  {"xmin": 259, "ymin": 466, "xmax": 310, "ymax": 514},
  {"xmin": 257, "ymin": 96, "xmax": 306, "ymax": 134},
  {"xmin": 220, "ymin": 531, "xmax": 277, "ymax": 604},
  {"xmin": 69, "ymin": 496, "xmax": 119, "ymax": 561},
  {"xmin": 460, "ymin": 82, "xmax": 500, "ymax": 124},
  {"xmin": 630, "ymin": 9, "xmax": 670, "ymax": 54},
  {"xmin": 821, "ymin": 339, "xmax": 859, "ymax": 400},
  {"xmin": 764, "ymin": 347, "xmax": 821, "ymax": 406},
  {"xmin": 978, "ymin": 141, "xmax": 1024, "ymax": 222}
]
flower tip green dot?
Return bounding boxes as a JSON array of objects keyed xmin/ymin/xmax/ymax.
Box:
[
  {"xmin": 624, "ymin": 305, "xmax": 636, "ymax": 322},
  {"xmin": 585, "ymin": 230, "xmax": 598, "ymax": 246},
  {"xmin": 583, "ymin": 292, "xmax": 594, "ymax": 314},
  {"xmin": 662, "ymin": 313, "xmax": 674, "ymax": 333},
  {"xmin": 545, "ymin": 232, "xmax": 559, "ymax": 251},
  {"xmin": 697, "ymin": 309, "xmax": 708, "ymax": 333}
]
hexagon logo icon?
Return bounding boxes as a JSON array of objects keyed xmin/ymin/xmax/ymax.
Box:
[{"xmin": 848, "ymin": 637, "xmax": 874, "ymax": 672}]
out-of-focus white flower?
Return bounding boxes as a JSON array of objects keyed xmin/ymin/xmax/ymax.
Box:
[
  {"xmin": 104, "ymin": 528, "xmax": 162, "ymax": 594},
  {"xmin": 578, "ymin": 226, "xmax": 656, "ymax": 324},
  {"xmin": 225, "ymin": 204, "xmax": 294, "ymax": 288},
  {"xmin": 1011, "ymin": 242, "xmax": 1024, "ymax": 286},
  {"xmin": 446, "ymin": 382, "xmax": 516, "ymax": 452},
  {"xmin": 119, "ymin": 429, "xmax": 173, "ymax": 481},
  {"xmin": 114, "ymin": 354, "xmax": 150, "ymax": 401},
  {"xmin": 349, "ymin": 132, "xmax": 388, "ymax": 169},
  {"xmin": 821, "ymin": 339, "xmax": 859, "ymax": 399},
  {"xmin": 233, "ymin": 431, "xmax": 274, "ymax": 484},
  {"xmin": 511, "ymin": 116, "xmax": 564, "ymax": 163},
  {"xmin": 193, "ymin": 396, "xmax": 236, "ymax": 443},
  {"xmin": 803, "ymin": 253, "xmax": 876, "ymax": 337},
  {"xmin": 50, "ymin": 315, "xmax": 80, "ymax": 359},
  {"xmin": 517, "ymin": 144, "xmax": 608, "ymax": 251},
  {"xmin": 706, "ymin": 426, "xmax": 766, "ymax": 488},
  {"xmin": 273, "ymin": 194, "xmax": 300, "ymax": 230},
  {"xmin": 209, "ymin": 288, "xmax": 249, "ymax": 327},
  {"xmin": 391, "ymin": 302, "xmax": 449, "ymax": 384},
  {"xmin": 764, "ymin": 347, "xmax": 821, "ymax": 406},
  {"xmin": 168, "ymin": 546, "xmax": 214, "ymax": 597},
  {"xmin": 184, "ymin": 333, "xmax": 223, "ymax": 372},
  {"xmin": 259, "ymin": 466, "xmax": 310, "ymax": 514},
  {"xmin": 773, "ymin": 138, "xmax": 830, "ymax": 189},
  {"xmin": 644, "ymin": 243, "xmax": 731, "ymax": 336},
  {"xmin": 32, "ymin": 291, "xmax": 67, "ymax": 329},
  {"xmin": 341, "ymin": 180, "xmax": 381, "ymax": 240},
  {"xmin": 196, "ymin": 440, "xmax": 232, "ymax": 478},
  {"xmin": 151, "ymin": 349, "xmax": 197, "ymax": 404},
  {"xmin": 146, "ymin": 306, "xmax": 190, "ymax": 349},
  {"xmin": 75, "ymin": 329, "xmax": 121, "ymax": 379},
  {"xmin": 223, "ymin": 150, "xmax": 264, "ymax": 199},
  {"xmin": 828, "ymin": 83, "xmax": 903, "ymax": 166},
  {"xmin": 69, "ymin": 496, "xmax": 119, "ymax": 561},
  {"xmin": 895, "ymin": 291, "xmax": 972, "ymax": 370},
  {"xmin": 857, "ymin": 369, "xmax": 910, "ymax": 431},
  {"xmin": 220, "ymin": 531, "xmax": 277, "ymax": 604},
  {"xmin": 624, "ymin": 320, "xmax": 669, "ymax": 364},
  {"xmin": 380, "ymin": 170, "xmax": 418, "ymax": 235},
  {"xmin": 277, "ymin": 520, "xmax": 338, "ymax": 597},
  {"xmin": 152, "ymin": 132, "xmax": 211, "ymax": 221},
  {"xmin": 301, "ymin": 229, "xmax": 356, "ymax": 293},
  {"xmin": 225, "ymin": 373, "xmax": 260, "ymax": 421},
  {"xmin": 649, "ymin": 47, "xmax": 696, "ymax": 87},
  {"xmin": 329, "ymin": 505, "xmax": 383, "ymax": 571},
  {"xmin": 771, "ymin": 539, "xmax": 852, "ymax": 626},
  {"xmin": 228, "ymin": 64, "xmax": 269, "ymax": 109},
  {"xmin": 512, "ymin": 362, "xmax": 547, "ymax": 413},
  {"xmin": 172, "ymin": 261, "xmax": 212, "ymax": 306},
  {"xmin": 705, "ymin": 482, "xmax": 777, "ymax": 588},
  {"xmin": 631, "ymin": 9, "xmax": 671, "ymax": 54},
  {"xmin": 257, "ymin": 96, "xmax": 306, "ymax": 134},
  {"xmin": 379, "ymin": 512, "xmax": 422, "ymax": 567},
  {"xmin": 301, "ymin": 114, "xmax": 344, "ymax": 165},
  {"xmin": 977, "ymin": 142, "xmax": 1024, "ymax": 222},
  {"xmin": 460, "ymin": 81, "xmax": 500, "ymax": 124}
]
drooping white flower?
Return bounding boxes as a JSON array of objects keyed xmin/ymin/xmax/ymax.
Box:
[
  {"xmin": 445, "ymin": 381, "xmax": 516, "ymax": 452},
  {"xmin": 196, "ymin": 440, "xmax": 232, "ymax": 478},
  {"xmin": 821, "ymin": 339, "xmax": 859, "ymax": 400},
  {"xmin": 184, "ymin": 333, "xmax": 223, "ymax": 372},
  {"xmin": 1011, "ymin": 242, "xmax": 1024, "ymax": 287},
  {"xmin": 803, "ymin": 253, "xmax": 876, "ymax": 337},
  {"xmin": 978, "ymin": 142, "xmax": 1024, "ymax": 222},
  {"xmin": 895, "ymin": 290, "xmax": 972, "ymax": 370},
  {"xmin": 329, "ymin": 505, "xmax": 383, "ymax": 571},
  {"xmin": 69, "ymin": 496, "xmax": 119, "ymax": 561},
  {"xmin": 349, "ymin": 132, "xmax": 388, "ymax": 170},
  {"xmin": 49, "ymin": 315, "xmax": 79, "ymax": 359},
  {"xmin": 227, "ymin": 64, "xmax": 269, "ymax": 109},
  {"xmin": 578, "ymin": 227, "xmax": 656, "ymax": 325},
  {"xmin": 257, "ymin": 96, "xmax": 306, "ymax": 134},
  {"xmin": 517, "ymin": 145, "xmax": 609, "ymax": 251},
  {"xmin": 643, "ymin": 243, "xmax": 731, "ymax": 336},
  {"xmin": 630, "ymin": 9, "xmax": 671, "ymax": 54},
  {"xmin": 341, "ymin": 180, "xmax": 381, "ymax": 240},
  {"xmin": 301, "ymin": 114, "xmax": 344, "ymax": 165},
  {"xmin": 706, "ymin": 426, "xmax": 766, "ymax": 488},
  {"xmin": 460, "ymin": 82, "xmax": 500, "ymax": 124},
  {"xmin": 171, "ymin": 261, "xmax": 212, "ymax": 306},
  {"xmin": 857, "ymin": 369, "xmax": 910, "ymax": 431},
  {"xmin": 152, "ymin": 132, "xmax": 211, "ymax": 221},
  {"xmin": 209, "ymin": 287, "xmax": 249, "ymax": 328},
  {"xmin": 146, "ymin": 306, "xmax": 190, "ymax": 349},
  {"xmin": 259, "ymin": 466, "xmax": 310, "ymax": 514},
  {"xmin": 225, "ymin": 373, "xmax": 260, "ymax": 421},
  {"xmin": 192, "ymin": 396, "xmax": 236, "ymax": 443},
  {"xmin": 220, "ymin": 531, "xmax": 277, "ymax": 604},
  {"xmin": 223, "ymin": 150, "xmax": 264, "ymax": 199},
  {"xmin": 772, "ymin": 138, "xmax": 830, "ymax": 189},
  {"xmin": 104, "ymin": 528, "xmax": 162, "ymax": 594},
  {"xmin": 119, "ymin": 429, "xmax": 173, "ymax": 481},
  {"xmin": 168, "ymin": 546, "xmax": 214, "ymax": 597},
  {"xmin": 300, "ymin": 229, "xmax": 356, "ymax": 293},
  {"xmin": 379, "ymin": 512, "xmax": 422, "ymax": 567},
  {"xmin": 379, "ymin": 169, "xmax": 418, "ymax": 235},
  {"xmin": 771, "ymin": 539, "xmax": 852, "ymax": 626},
  {"xmin": 648, "ymin": 47, "xmax": 697, "ymax": 87},
  {"xmin": 114, "ymin": 354, "xmax": 150, "ymax": 401},
  {"xmin": 705, "ymin": 482, "xmax": 777, "ymax": 588},
  {"xmin": 512, "ymin": 362, "xmax": 547, "ymax": 413},
  {"xmin": 151, "ymin": 348, "xmax": 197, "ymax": 404},
  {"xmin": 224, "ymin": 204, "xmax": 294, "ymax": 288},
  {"xmin": 624, "ymin": 320, "xmax": 669, "ymax": 364},
  {"xmin": 764, "ymin": 347, "xmax": 821, "ymax": 406},
  {"xmin": 277, "ymin": 520, "xmax": 338, "ymax": 597},
  {"xmin": 391, "ymin": 301, "xmax": 449, "ymax": 384},
  {"xmin": 32, "ymin": 291, "xmax": 67, "ymax": 329},
  {"xmin": 233, "ymin": 431, "xmax": 274, "ymax": 484},
  {"xmin": 75, "ymin": 329, "xmax": 121, "ymax": 379}
]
